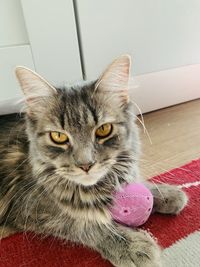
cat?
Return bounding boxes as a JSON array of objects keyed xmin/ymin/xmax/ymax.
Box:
[{"xmin": 0, "ymin": 55, "xmax": 188, "ymax": 267}]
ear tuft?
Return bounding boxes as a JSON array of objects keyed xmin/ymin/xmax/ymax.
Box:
[{"xmin": 95, "ymin": 54, "xmax": 131, "ymax": 106}]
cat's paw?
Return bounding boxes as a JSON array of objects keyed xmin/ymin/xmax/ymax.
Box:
[
  {"xmin": 151, "ymin": 184, "xmax": 188, "ymax": 214},
  {"xmin": 111, "ymin": 228, "xmax": 162, "ymax": 267}
]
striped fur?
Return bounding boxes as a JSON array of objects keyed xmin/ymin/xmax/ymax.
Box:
[{"xmin": 0, "ymin": 56, "xmax": 166, "ymax": 266}]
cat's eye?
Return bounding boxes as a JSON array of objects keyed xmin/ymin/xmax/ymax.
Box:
[
  {"xmin": 50, "ymin": 132, "xmax": 69, "ymax": 144},
  {"xmin": 96, "ymin": 123, "xmax": 112, "ymax": 138}
]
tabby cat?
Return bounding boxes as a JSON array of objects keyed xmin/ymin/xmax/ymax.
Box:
[{"xmin": 0, "ymin": 55, "xmax": 187, "ymax": 267}]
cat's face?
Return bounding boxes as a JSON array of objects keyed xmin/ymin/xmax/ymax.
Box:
[{"xmin": 16, "ymin": 55, "xmax": 139, "ymax": 187}]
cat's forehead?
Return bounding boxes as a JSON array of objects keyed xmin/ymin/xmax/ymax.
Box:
[
  {"xmin": 60, "ymin": 87, "xmax": 98, "ymax": 129},
  {"xmin": 41, "ymin": 86, "xmax": 115, "ymax": 132}
]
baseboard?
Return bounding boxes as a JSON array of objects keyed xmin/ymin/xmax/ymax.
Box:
[
  {"xmin": 130, "ymin": 64, "xmax": 200, "ymax": 113},
  {"xmin": 0, "ymin": 98, "xmax": 22, "ymax": 115}
]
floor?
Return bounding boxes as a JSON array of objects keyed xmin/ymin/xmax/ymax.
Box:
[
  {"xmin": 139, "ymin": 99, "xmax": 200, "ymax": 179},
  {"xmin": 1, "ymin": 99, "xmax": 200, "ymax": 238}
]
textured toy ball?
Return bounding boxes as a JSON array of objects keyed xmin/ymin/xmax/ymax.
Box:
[{"xmin": 110, "ymin": 183, "xmax": 153, "ymax": 227}]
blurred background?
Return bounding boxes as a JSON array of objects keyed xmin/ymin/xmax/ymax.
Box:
[{"xmin": 0, "ymin": 0, "xmax": 200, "ymax": 177}]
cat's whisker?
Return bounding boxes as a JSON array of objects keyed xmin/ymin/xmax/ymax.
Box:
[
  {"xmin": 126, "ymin": 109, "xmax": 153, "ymax": 145},
  {"xmin": 129, "ymin": 99, "xmax": 145, "ymax": 130}
]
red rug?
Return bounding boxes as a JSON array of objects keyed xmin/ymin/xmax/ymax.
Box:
[{"xmin": 1, "ymin": 159, "xmax": 200, "ymax": 267}]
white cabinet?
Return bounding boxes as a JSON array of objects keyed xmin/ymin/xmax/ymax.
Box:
[
  {"xmin": 0, "ymin": 45, "xmax": 34, "ymax": 114},
  {"xmin": 21, "ymin": 0, "xmax": 82, "ymax": 84},
  {"xmin": 0, "ymin": 0, "xmax": 28, "ymax": 47},
  {"xmin": 0, "ymin": 0, "xmax": 82, "ymax": 114},
  {"xmin": 0, "ymin": 46, "xmax": 34, "ymax": 101},
  {"xmin": 0, "ymin": 0, "xmax": 34, "ymax": 110},
  {"xmin": 76, "ymin": 0, "xmax": 200, "ymax": 112},
  {"xmin": 1, "ymin": 0, "xmax": 200, "ymax": 114},
  {"xmin": 77, "ymin": 0, "xmax": 200, "ymax": 77}
]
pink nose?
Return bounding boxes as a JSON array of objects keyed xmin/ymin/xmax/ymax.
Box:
[{"xmin": 78, "ymin": 161, "xmax": 95, "ymax": 172}]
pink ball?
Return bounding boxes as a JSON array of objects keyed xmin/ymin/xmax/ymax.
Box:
[{"xmin": 110, "ymin": 183, "xmax": 153, "ymax": 227}]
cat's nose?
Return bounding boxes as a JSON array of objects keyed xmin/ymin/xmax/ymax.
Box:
[{"xmin": 77, "ymin": 161, "xmax": 96, "ymax": 172}]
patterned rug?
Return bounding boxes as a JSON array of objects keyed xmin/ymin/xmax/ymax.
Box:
[{"xmin": 0, "ymin": 159, "xmax": 200, "ymax": 267}]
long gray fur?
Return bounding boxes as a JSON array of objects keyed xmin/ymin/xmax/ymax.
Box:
[{"xmin": 0, "ymin": 56, "xmax": 188, "ymax": 267}]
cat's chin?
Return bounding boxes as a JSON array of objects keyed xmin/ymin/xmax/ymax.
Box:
[{"xmin": 70, "ymin": 170, "xmax": 107, "ymax": 186}]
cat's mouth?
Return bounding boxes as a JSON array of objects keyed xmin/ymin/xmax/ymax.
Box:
[
  {"xmin": 56, "ymin": 164, "xmax": 109, "ymax": 186},
  {"xmin": 69, "ymin": 169, "xmax": 108, "ymax": 186}
]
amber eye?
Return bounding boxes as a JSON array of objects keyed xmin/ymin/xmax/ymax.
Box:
[
  {"xmin": 50, "ymin": 132, "xmax": 69, "ymax": 144},
  {"xmin": 96, "ymin": 123, "xmax": 112, "ymax": 138}
]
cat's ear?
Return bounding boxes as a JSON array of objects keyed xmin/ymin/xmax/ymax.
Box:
[
  {"xmin": 15, "ymin": 66, "xmax": 57, "ymax": 103},
  {"xmin": 95, "ymin": 55, "xmax": 131, "ymax": 107}
]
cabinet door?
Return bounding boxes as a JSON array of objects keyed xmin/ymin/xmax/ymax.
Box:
[
  {"xmin": 21, "ymin": 0, "xmax": 82, "ymax": 84},
  {"xmin": 0, "ymin": 0, "xmax": 35, "ymax": 114},
  {"xmin": 0, "ymin": 0, "xmax": 28, "ymax": 47},
  {"xmin": 76, "ymin": 0, "xmax": 200, "ymax": 113},
  {"xmin": 0, "ymin": 45, "xmax": 34, "ymax": 114}
]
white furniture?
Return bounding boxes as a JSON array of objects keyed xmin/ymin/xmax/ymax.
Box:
[
  {"xmin": 0, "ymin": 0, "xmax": 34, "ymax": 111},
  {"xmin": 0, "ymin": 45, "xmax": 34, "ymax": 114},
  {"xmin": 21, "ymin": 0, "xmax": 82, "ymax": 84},
  {"xmin": 76, "ymin": 0, "xmax": 200, "ymax": 112},
  {"xmin": 1, "ymin": 0, "xmax": 200, "ymax": 114},
  {"xmin": 0, "ymin": 0, "xmax": 82, "ymax": 111},
  {"xmin": 0, "ymin": 0, "xmax": 28, "ymax": 47}
]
